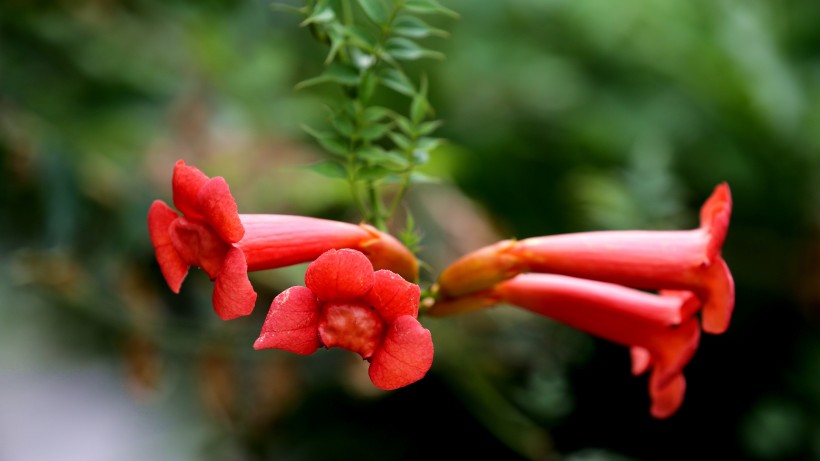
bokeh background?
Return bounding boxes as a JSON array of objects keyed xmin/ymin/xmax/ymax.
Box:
[{"xmin": 3, "ymin": 0, "xmax": 820, "ymax": 460}]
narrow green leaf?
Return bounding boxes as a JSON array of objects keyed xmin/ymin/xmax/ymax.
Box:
[
  {"xmin": 393, "ymin": 15, "xmax": 449, "ymax": 38},
  {"xmin": 417, "ymin": 119, "xmax": 443, "ymax": 136},
  {"xmin": 395, "ymin": 115, "xmax": 415, "ymax": 136},
  {"xmin": 379, "ymin": 68, "xmax": 415, "ymax": 96},
  {"xmin": 295, "ymin": 62, "xmax": 360, "ymax": 90},
  {"xmin": 388, "ymin": 131, "xmax": 412, "ymax": 150},
  {"xmin": 297, "ymin": 160, "xmax": 348, "ymax": 179},
  {"xmin": 346, "ymin": 25, "xmax": 378, "ymax": 51},
  {"xmin": 385, "ymin": 37, "xmax": 445, "ymax": 61},
  {"xmin": 362, "ymin": 106, "xmax": 391, "ymax": 123},
  {"xmin": 404, "ymin": 0, "xmax": 460, "ymax": 18},
  {"xmin": 359, "ymin": 122, "xmax": 393, "ymax": 141},
  {"xmin": 300, "ymin": 4, "xmax": 336, "ymax": 26},
  {"xmin": 331, "ymin": 114, "xmax": 355, "ymax": 137},
  {"xmin": 301, "ymin": 124, "xmax": 350, "ymax": 156},
  {"xmin": 356, "ymin": 147, "xmax": 410, "ymax": 171},
  {"xmin": 357, "ymin": 165, "xmax": 392, "ymax": 181},
  {"xmin": 359, "ymin": 70, "xmax": 377, "ymax": 103},
  {"xmin": 355, "ymin": 0, "xmax": 389, "ymax": 25},
  {"xmin": 410, "ymin": 75, "xmax": 429, "ymax": 124}
]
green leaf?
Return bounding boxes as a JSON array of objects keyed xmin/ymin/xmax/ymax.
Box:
[
  {"xmin": 404, "ymin": 0, "xmax": 460, "ymax": 18},
  {"xmin": 357, "ymin": 164, "xmax": 392, "ymax": 181},
  {"xmin": 346, "ymin": 25, "xmax": 378, "ymax": 51},
  {"xmin": 408, "ymin": 171, "xmax": 441, "ymax": 183},
  {"xmin": 410, "ymin": 75, "xmax": 429, "ymax": 124},
  {"xmin": 393, "ymin": 15, "xmax": 449, "ymax": 38},
  {"xmin": 395, "ymin": 115, "xmax": 415, "ymax": 136},
  {"xmin": 297, "ymin": 160, "xmax": 348, "ymax": 179},
  {"xmin": 362, "ymin": 106, "xmax": 391, "ymax": 123},
  {"xmin": 388, "ymin": 131, "xmax": 412, "ymax": 150},
  {"xmin": 379, "ymin": 68, "xmax": 416, "ymax": 96},
  {"xmin": 356, "ymin": 146, "xmax": 410, "ymax": 170},
  {"xmin": 359, "ymin": 122, "xmax": 393, "ymax": 141},
  {"xmin": 301, "ymin": 124, "xmax": 350, "ymax": 156},
  {"xmin": 359, "ymin": 70, "xmax": 377, "ymax": 103},
  {"xmin": 355, "ymin": 0, "xmax": 389, "ymax": 25},
  {"xmin": 331, "ymin": 114, "xmax": 355, "ymax": 137},
  {"xmin": 295, "ymin": 62, "xmax": 360, "ymax": 90},
  {"xmin": 417, "ymin": 119, "xmax": 443, "ymax": 136},
  {"xmin": 300, "ymin": 4, "xmax": 336, "ymax": 26},
  {"xmin": 385, "ymin": 37, "xmax": 445, "ymax": 61}
]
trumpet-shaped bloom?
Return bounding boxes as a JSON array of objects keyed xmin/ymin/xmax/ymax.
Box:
[
  {"xmin": 436, "ymin": 183, "xmax": 734, "ymax": 334},
  {"xmin": 429, "ymin": 273, "xmax": 701, "ymax": 418},
  {"xmin": 148, "ymin": 160, "xmax": 419, "ymax": 320},
  {"xmin": 254, "ymin": 249, "xmax": 434, "ymax": 390},
  {"xmin": 148, "ymin": 160, "xmax": 256, "ymax": 320}
]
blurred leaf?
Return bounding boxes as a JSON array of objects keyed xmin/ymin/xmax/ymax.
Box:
[
  {"xmin": 295, "ymin": 62, "xmax": 360, "ymax": 89},
  {"xmin": 379, "ymin": 68, "xmax": 416, "ymax": 96},
  {"xmin": 297, "ymin": 160, "xmax": 348, "ymax": 179},
  {"xmin": 301, "ymin": 124, "xmax": 350, "ymax": 156},
  {"xmin": 404, "ymin": 0, "xmax": 460, "ymax": 18},
  {"xmin": 385, "ymin": 37, "xmax": 445, "ymax": 61},
  {"xmin": 393, "ymin": 15, "xmax": 449, "ymax": 38},
  {"xmin": 356, "ymin": 0, "xmax": 389, "ymax": 25}
]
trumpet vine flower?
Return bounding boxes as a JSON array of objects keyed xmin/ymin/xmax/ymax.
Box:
[
  {"xmin": 436, "ymin": 183, "xmax": 734, "ymax": 334},
  {"xmin": 254, "ymin": 248, "xmax": 434, "ymax": 390},
  {"xmin": 428, "ymin": 273, "xmax": 701, "ymax": 418},
  {"xmin": 148, "ymin": 160, "xmax": 255, "ymax": 320},
  {"xmin": 148, "ymin": 160, "xmax": 419, "ymax": 320}
]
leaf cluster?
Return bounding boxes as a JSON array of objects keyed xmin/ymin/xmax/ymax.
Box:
[{"xmin": 276, "ymin": 0, "xmax": 456, "ymax": 234}]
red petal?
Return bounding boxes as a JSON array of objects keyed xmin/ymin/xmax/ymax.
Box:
[
  {"xmin": 367, "ymin": 270, "xmax": 421, "ymax": 323},
  {"xmin": 699, "ymin": 257, "xmax": 735, "ymax": 334},
  {"xmin": 700, "ymin": 182, "xmax": 732, "ymax": 264},
  {"xmin": 212, "ymin": 247, "xmax": 257, "ymax": 320},
  {"xmin": 368, "ymin": 315, "xmax": 434, "ymax": 390},
  {"xmin": 172, "ymin": 159, "xmax": 209, "ymax": 218},
  {"xmin": 649, "ymin": 374, "xmax": 686, "ymax": 419},
  {"xmin": 630, "ymin": 346, "xmax": 651, "ymax": 376},
  {"xmin": 147, "ymin": 200, "xmax": 189, "ymax": 293},
  {"xmin": 198, "ymin": 177, "xmax": 244, "ymax": 244},
  {"xmin": 305, "ymin": 249, "xmax": 374, "ymax": 302},
  {"xmin": 254, "ymin": 286, "xmax": 321, "ymax": 355},
  {"xmin": 169, "ymin": 217, "xmax": 230, "ymax": 279}
]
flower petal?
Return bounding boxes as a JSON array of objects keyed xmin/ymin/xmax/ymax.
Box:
[
  {"xmin": 169, "ymin": 217, "xmax": 230, "ymax": 279},
  {"xmin": 649, "ymin": 374, "xmax": 686, "ymax": 419},
  {"xmin": 367, "ymin": 270, "xmax": 421, "ymax": 323},
  {"xmin": 147, "ymin": 200, "xmax": 189, "ymax": 293},
  {"xmin": 699, "ymin": 256, "xmax": 735, "ymax": 334},
  {"xmin": 254, "ymin": 286, "xmax": 321, "ymax": 355},
  {"xmin": 630, "ymin": 346, "xmax": 651, "ymax": 376},
  {"xmin": 198, "ymin": 177, "xmax": 244, "ymax": 244},
  {"xmin": 172, "ymin": 159, "xmax": 209, "ymax": 218},
  {"xmin": 368, "ymin": 315, "xmax": 434, "ymax": 390},
  {"xmin": 212, "ymin": 247, "xmax": 257, "ymax": 320},
  {"xmin": 700, "ymin": 182, "xmax": 732, "ymax": 264},
  {"xmin": 305, "ymin": 249, "xmax": 374, "ymax": 302}
]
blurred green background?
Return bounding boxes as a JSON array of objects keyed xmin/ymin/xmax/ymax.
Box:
[{"xmin": 2, "ymin": 0, "xmax": 820, "ymax": 460}]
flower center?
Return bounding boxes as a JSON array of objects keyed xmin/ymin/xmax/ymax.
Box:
[
  {"xmin": 169, "ymin": 216, "xmax": 230, "ymax": 279},
  {"xmin": 319, "ymin": 302, "xmax": 386, "ymax": 359}
]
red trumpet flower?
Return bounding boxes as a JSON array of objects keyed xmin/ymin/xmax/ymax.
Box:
[
  {"xmin": 428, "ymin": 273, "xmax": 701, "ymax": 418},
  {"xmin": 254, "ymin": 249, "xmax": 434, "ymax": 390},
  {"xmin": 436, "ymin": 183, "xmax": 734, "ymax": 334},
  {"xmin": 148, "ymin": 161, "xmax": 419, "ymax": 320},
  {"xmin": 148, "ymin": 160, "xmax": 255, "ymax": 320}
]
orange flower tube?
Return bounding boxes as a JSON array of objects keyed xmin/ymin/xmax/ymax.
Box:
[
  {"xmin": 436, "ymin": 183, "xmax": 733, "ymax": 334},
  {"xmin": 148, "ymin": 160, "xmax": 418, "ymax": 320},
  {"xmin": 430, "ymin": 273, "xmax": 701, "ymax": 419}
]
